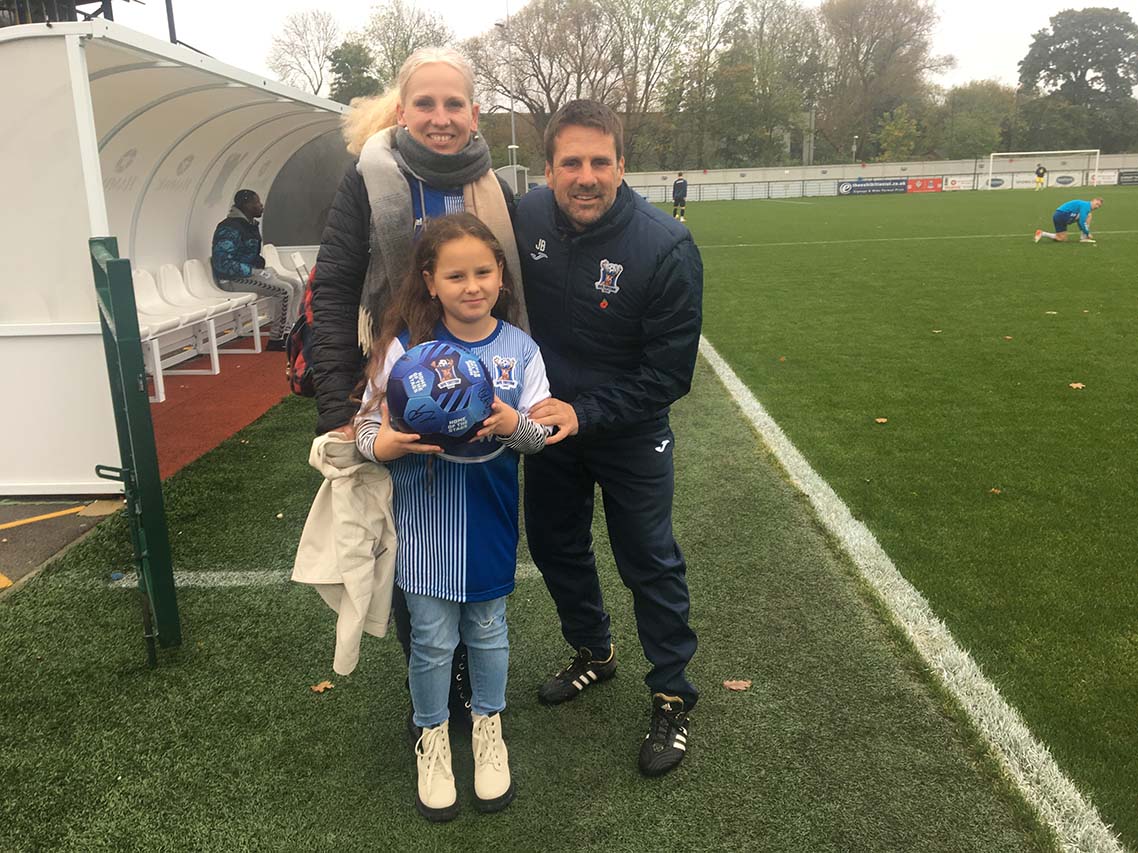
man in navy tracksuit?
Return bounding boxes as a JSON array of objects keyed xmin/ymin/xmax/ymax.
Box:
[
  {"xmin": 672, "ymin": 172, "xmax": 688, "ymax": 221},
  {"xmin": 517, "ymin": 100, "xmax": 703, "ymax": 777}
]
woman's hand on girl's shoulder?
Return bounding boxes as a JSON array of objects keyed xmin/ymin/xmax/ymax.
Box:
[
  {"xmin": 475, "ymin": 397, "xmax": 520, "ymax": 439},
  {"xmin": 372, "ymin": 401, "xmax": 443, "ymax": 461}
]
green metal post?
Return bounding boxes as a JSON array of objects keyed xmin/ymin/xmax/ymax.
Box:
[{"xmin": 90, "ymin": 238, "xmax": 182, "ymax": 651}]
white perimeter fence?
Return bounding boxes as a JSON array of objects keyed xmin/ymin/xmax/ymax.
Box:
[{"xmin": 627, "ymin": 154, "xmax": 1138, "ymax": 203}]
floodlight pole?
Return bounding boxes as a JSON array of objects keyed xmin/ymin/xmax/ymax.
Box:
[
  {"xmin": 500, "ymin": 2, "xmax": 521, "ymax": 195},
  {"xmin": 496, "ymin": 3, "xmax": 520, "ymax": 194},
  {"xmin": 506, "ymin": 0, "xmax": 518, "ymax": 192},
  {"xmin": 852, "ymin": 135, "xmax": 859, "ymax": 164},
  {"xmin": 164, "ymin": 0, "xmax": 177, "ymax": 44}
]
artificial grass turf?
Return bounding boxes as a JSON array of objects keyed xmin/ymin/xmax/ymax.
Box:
[
  {"xmin": 690, "ymin": 186, "xmax": 1138, "ymax": 847},
  {"xmin": 0, "ymin": 366, "xmax": 1054, "ymax": 851}
]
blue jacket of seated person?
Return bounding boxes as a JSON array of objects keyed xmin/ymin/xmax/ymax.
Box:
[{"xmin": 211, "ymin": 206, "xmax": 266, "ymax": 280}]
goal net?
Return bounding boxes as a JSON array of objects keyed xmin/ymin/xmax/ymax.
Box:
[{"xmin": 985, "ymin": 150, "xmax": 1101, "ymax": 191}]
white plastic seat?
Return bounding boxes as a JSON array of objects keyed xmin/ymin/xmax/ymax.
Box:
[
  {"xmin": 263, "ymin": 243, "xmax": 303, "ymax": 285},
  {"xmin": 132, "ymin": 269, "xmax": 187, "ymax": 331},
  {"xmin": 183, "ymin": 259, "xmax": 253, "ymax": 308},
  {"xmin": 183, "ymin": 259, "xmax": 266, "ymax": 355},
  {"xmin": 134, "ymin": 267, "xmax": 224, "ymax": 402},
  {"xmin": 136, "ymin": 311, "xmax": 180, "ymax": 335},
  {"xmin": 157, "ymin": 264, "xmax": 223, "ymax": 320}
]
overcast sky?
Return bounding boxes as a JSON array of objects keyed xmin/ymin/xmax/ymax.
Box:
[{"xmin": 110, "ymin": 0, "xmax": 1119, "ymax": 93}]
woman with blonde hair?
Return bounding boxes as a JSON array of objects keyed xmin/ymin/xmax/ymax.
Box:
[{"xmin": 308, "ymin": 45, "xmax": 525, "ymax": 750}]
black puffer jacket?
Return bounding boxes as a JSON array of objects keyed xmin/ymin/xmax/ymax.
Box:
[
  {"xmin": 514, "ymin": 183, "xmax": 703, "ymax": 434},
  {"xmin": 309, "ymin": 164, "xmax": 515, "ymax": 434}
]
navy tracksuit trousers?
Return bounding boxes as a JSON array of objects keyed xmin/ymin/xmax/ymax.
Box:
[{"xmin": 524, "ymin": 417, "xmax": 698, "ymax": 707}]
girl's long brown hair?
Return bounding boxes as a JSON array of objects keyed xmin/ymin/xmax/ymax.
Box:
[{"xmin": 356, "ymin": 213, "xmax": 520, "ymax": 417}]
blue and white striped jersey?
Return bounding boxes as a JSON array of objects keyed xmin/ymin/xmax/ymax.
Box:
[
  {"xmin": 357, "ymin": 320, "xmax": 550, "ymax": 602},
  {"xmin": 408, "ymin": 175, "xmax": 464, "ymax": 238}
]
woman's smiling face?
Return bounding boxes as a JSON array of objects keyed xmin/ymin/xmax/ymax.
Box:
[{"xmin": 397, "ymin": 63, "xmax": 479, "ymax": 155}]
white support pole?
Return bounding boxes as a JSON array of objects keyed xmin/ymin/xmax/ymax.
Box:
[{"xmin": 64, "ymin": 34, "xmax": 110, "ymax": 235}]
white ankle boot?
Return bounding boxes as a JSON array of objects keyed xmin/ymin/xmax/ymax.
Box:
[
  {"xmin": 472, "ymin": 712, "xmax": 515, "ymax": 812},
  {"xmin": 415, "ymin": 721, "xmax": 458, "ymax": 822}
]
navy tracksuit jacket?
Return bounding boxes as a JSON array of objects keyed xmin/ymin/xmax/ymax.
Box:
[{"xmin": 515, "ymin": 183, "xmax": 703, "ymax": 705}]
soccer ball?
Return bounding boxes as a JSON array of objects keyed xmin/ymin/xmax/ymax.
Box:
[{"xmin": 386, "ymin": 340, "xmax": 496, "ymax": 460}]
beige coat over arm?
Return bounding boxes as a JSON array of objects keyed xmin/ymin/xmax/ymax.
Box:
[{"xmin": 292, "ymin": 433, "xmax": 396, "ymax": 675}]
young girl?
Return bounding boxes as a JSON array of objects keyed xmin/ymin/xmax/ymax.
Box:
[{"xmin": 355, "ymin": 214, "xmax": 549, "ymax": 822}]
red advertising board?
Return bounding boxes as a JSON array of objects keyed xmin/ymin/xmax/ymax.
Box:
[{"xmin": 907, "ymin": 178, "xmax": 943, "ymax": 193}]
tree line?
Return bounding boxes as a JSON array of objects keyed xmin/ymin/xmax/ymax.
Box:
[{"xmin": 267, "ymin": 1, "xmax": 1138, "ymax": 172}]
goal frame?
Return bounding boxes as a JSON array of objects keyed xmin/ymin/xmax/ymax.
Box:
[{"xmin": 986, "ymin": 149, "xmax": 1101, "ymax": 190}]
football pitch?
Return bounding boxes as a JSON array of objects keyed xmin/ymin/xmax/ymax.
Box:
[
  {"xmin": 0, "ymin": 186, "xmax": 1134, "ymax": 852},
  {"xmin": 690, "ymin": 185, "xmax": 1138, "ymax": 849}
]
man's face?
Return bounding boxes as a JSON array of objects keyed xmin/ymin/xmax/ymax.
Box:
[
  {"xmin": 243, "ymin": 194, "xmax": 264, "ymax": 219},
  {"xmin": 545, "ymin": 126, "xmax": 625, "ymax": 231},
  {"xmin": 1092, "ymin": 198, "xmax": 1103, "ymax": 209}
]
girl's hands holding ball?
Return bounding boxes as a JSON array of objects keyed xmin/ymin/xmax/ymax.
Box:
[
  {"xmin": 475, "ymin": 396, "xmax": 520, "ymax": 439},
  {"xmin": 371, "ymin": 401, "xmax": 443, "ymax": 462}
]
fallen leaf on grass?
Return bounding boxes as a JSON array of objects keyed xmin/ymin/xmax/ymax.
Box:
[
  {"xmin": 989, "ymin": 488, "xmax": 1002, "ymax": 495},
  {"xmin": 1045, "ymin": 311, "xmax": 1058, "ymax": 315},
  {"xmin": 778, "ymin": 356, "xmax": 786, "ymax": 362},
  {"xmin": 275, "ymin": 512, "xmax": 284, "ymax": 519},
  {"xmin": 1069, "ymin": 382, "xmax": 1085, "ymax": 390},
  {"xmin": 1003, "ymin": 336, "xmax": 1013, "ymax": 341},
  {"xmin": 310, "ymin": 680, "xmax": 334, "ymax": 693},
  {"xmin": 932, "ymin": 329, "xmax": 942, "ymax": 334},
  {"xmin": 723, "ymin": 680, "xmax": 752, "ymax": 692},
  {"xmin": 874, "ymin": 418, "xmax": 888, "ymax": 424}
]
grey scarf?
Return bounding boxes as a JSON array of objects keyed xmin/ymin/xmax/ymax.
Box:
[{"xmin": 392, "ymin": 127, "xmax": 492, "ymax": 189}]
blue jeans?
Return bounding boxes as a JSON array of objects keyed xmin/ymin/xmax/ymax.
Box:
[{"xmin": 403, "ymin": 591, "xmax": 509, "ymax": 728}]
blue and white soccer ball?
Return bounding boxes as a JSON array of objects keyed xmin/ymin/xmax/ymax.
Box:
[{"xmin": 386, "ymin": 340, "xmax": 497, "ymax": 461}]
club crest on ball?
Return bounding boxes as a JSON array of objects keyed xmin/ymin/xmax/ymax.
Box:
[{"xmin": 431, "ymin": 356, "xmax": 461, "ymax": 390}]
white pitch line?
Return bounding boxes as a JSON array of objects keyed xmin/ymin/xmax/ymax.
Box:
[
  {"xmin": 699, "ymin": 335, "xmax": 1123, "ymax": 853},
  {"xmin": 109, "ymin": 570, "xmax": 289, "ymax": 588},
  {"xmin": 702, "ymin": 228, "xmax": 1138, "ymax": 250},
  {"xmin": 108, "ymin": 562, "xmax": 543, "ymax": 589}
]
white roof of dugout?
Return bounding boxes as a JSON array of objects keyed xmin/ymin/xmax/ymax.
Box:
[
  {"xmin": 0, "ymin": 20, "xmax": 346, "ymax": 495},
  {"xmin": 2, "ymin": 19, "xmax": 346, "ymax": 277}
]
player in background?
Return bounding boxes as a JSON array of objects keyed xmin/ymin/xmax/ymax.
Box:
[
  {"xmin": 672, "ymin": 172, "xmax": 688, "ymax": 222},
  {"xmin": 1035, "ymin": 198, "xmax": 1102, "ymax": 244},
  {"xmin": 1034, "ymin": 164, "xmax": 1047, "ymax": 191}
]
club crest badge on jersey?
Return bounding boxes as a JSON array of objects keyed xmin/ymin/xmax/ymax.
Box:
[
  {"xmin": 431, "ymin": 356, "xmax": 461, "ymax": 390},
  {"xmin": 594, "ymin": 259, "xmax": 623, "ymax": 295},
  {"xmin": 492, "ymin": 355, "xmax": 519, "ymax": 390}
]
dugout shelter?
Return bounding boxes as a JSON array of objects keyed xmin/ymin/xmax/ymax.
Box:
[{"xmin": 0, "ymin": 20, "xmax": 349, "ymax": 495}]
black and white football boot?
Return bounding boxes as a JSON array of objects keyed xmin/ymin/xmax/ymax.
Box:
[
  {"xmin": 537, "ymin": 645, "xmax": 617, "ymax": 705},
  {"xmin": 638, "ymin": 693, "xmax": 690, "ymax": 777}
]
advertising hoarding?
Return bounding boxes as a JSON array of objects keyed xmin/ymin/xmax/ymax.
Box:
[
  {"xmin": 982, "ymin": 174, "xmax": 1013, "ymax": 190},
  {"xmin": 907, "ymin": 178, "xmax": 943, "ymax": 193},
  {"xmin": 838, "ymin": 178, "xmax": 909, "ymax": 195}
]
